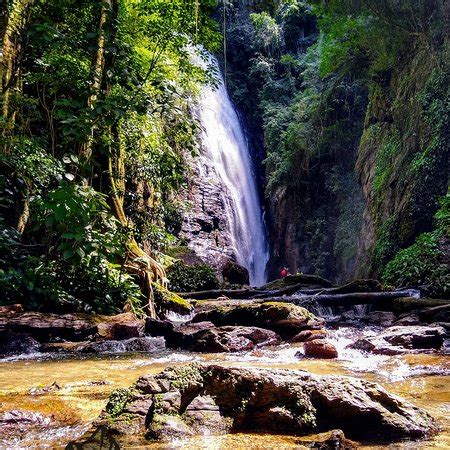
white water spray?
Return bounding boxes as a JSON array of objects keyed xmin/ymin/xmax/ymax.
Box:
[{"xmin": 197, "ymin": 59, "xmax": 269, "ymax": 286}]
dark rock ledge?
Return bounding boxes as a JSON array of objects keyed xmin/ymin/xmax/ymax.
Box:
[{"xmin": 71, "ymin": 364, "xmax": 437, "ymax": 448}]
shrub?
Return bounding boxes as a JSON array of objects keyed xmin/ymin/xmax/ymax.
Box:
[
  {"xmin": 382, "ymin": 192, "xmax": 449, "ymax": 298},
  {"xmin": 166, "ymin": 261, "xmax": 218, "ymax": 292}
]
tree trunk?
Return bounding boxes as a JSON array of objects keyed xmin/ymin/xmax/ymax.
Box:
[
  {"xmin": 1, "ymin": 0, "xmax": 34, "ymax": 152},
  {"xmin": 97, "ymin": 0, "xmax": 166, "ymax": 318},
  {"xmin": 79, "ymin": 0, "xmax": 110, "ymax": 165},
  {"xmin": 107, "ymin": 124, "xmax": 166, "ymax": 318}
]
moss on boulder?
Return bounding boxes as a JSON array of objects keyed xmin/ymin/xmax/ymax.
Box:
[
  {"xmin": 193, "ymin": 301, "xmax": 320, "ymax": 338},
  {"xmin": 152, "ymin": 283, "xmax": 192, "ymax": 317},
  {"xmin": 261, "ymin": 274, "xmax": 333, "ymax": 290}
]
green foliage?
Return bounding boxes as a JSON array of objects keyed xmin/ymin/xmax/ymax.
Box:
[
  {"xmin": 0, "ymin": 0, "xmax": 220, "ymax": 313},
  {"xmin": 372, "ymin": 127, "xmax": 401, "ymax": 195},
  {"xmin": 106, "ymin": 387, "xmax": 135, "ymax": 419},
  {"xmin": 32, "ymin": 183, "xmax": 127, "ymax": 263},
  {"xmin": 167, "ymin": 261, "xmax": 218, "ymax": 293},
  {"xmin": 382, "ymin": 192, "xmax": 449, "ymax": 297}
]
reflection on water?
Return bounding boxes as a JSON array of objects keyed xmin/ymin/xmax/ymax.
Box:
[{"xmin": 0, "ymin": 327, "xmax": 448, "ymax": 449}]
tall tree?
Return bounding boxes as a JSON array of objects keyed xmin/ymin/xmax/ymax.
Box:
[{"xmin": 1, "ymin": 0, "xmax": 35, "ymax": 148}]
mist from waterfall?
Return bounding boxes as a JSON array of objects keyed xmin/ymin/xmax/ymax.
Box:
[{"xmin": 197, "ymin": 59, "xmax": 269, "ymax": 286}]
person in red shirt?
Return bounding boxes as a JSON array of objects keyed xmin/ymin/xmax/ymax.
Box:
[{"xmin": 280, "ymin": 266, "xmax": 289, "ymax": 278}]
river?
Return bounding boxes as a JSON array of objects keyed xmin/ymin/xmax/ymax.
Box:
[{"xmin": 1, "ymin": 327, "xmax": 448, "ymax": 448}]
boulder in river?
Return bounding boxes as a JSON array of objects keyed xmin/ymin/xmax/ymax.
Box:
[
  {"xmin": 296, "ymin": 429, "xmax": 358, "ymax": 448},
  {"xmin": 77, "ymin": 364, "xmax": 436, "ymax": 446},
  {"xmin": 193, "ymin": 301, "xmax": 323, "ymax": 338},
  {"xmin": 189, "ymin": 326, "xmax": 281, "ymax": 352},
  {"xmin": 97, "ymin": 312, "xmax": 144, "ymax": 340},
  {"xmin": 348, "ymin": 325, "xmax": 446, "ymax": 355},
  {"xmin": 146, "ymin": 318, "xmax": 280, "ymax": 352},
  {"xmin": 222, "ymin": 260, "xmax": 250, "ymax": 285},
  {"xmin": 0, "ymin": 331, "xmax": 40, "ymax": 355},
  {"xmin": 2, "ymin": 311, "xmax": 99, "ymax": 341},
  {"xmin": 80, "ymin": 337, "xmax": 166, "ymax": 354},
  {"xmin": 260, "ymin": 274, "xmax": 333, "ymax": 290},
  {"xmin": 361, "ymin": 311, "xmax": 396, "ymax": 327},
  {"xmin": 292, "ymin": 329, "xmax": 328, "ymax": 342},
  {"xmin": 303, "ymin": 340, "xmax": 338, "ymax": 359}
]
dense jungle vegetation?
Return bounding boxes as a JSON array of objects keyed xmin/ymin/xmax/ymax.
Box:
[
  {"xmin": 223, "ymin": 0, "xmax": 448, "ymax": 294},
  {"xmin": 0, "ymin": 0, "xmax": 448, "ymax": 316},
  {"xmin": 0, "ymin": 0, "xmax": 220, "ymax": 314}
]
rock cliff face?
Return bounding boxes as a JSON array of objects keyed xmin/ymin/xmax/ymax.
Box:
[
  {"xmin": 355, "ymin": 47, "xmax": 448, "ymax": 277},
  {"xmin": 178, "ymin": 151, "xmax": 236, "ymax": 272}
]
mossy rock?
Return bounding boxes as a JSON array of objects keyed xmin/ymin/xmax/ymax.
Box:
[
  {"xmin": 165, "ymin": 246, "xmax": 204, "ymax": 265},
  {"xmin": 261, "ymin": 274, "xmax": 333, "ymax": 290},
  {"xmin": 152, "ymin": 283, "xmax": 192, "ymax": 316},
  {"xmin": 392, "ymin": 297, "xmax": 450, "ymax": 315},
  {"xmin": 193, "ymin": 302, "xmax": 319, "ymax": 338}
]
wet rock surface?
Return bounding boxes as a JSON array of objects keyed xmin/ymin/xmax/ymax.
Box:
[
  {"xmin": 96, "ymin": 312, "xmax": 144, "ymax": 340},
  {"xmin": 222, "ymin": 260, "xmax": 250, "ymax": 285},
  {"xmin": 296, "ymin": 429, "xmax": 358, "ymax": 449},
  {"xmin": 0, "ymin": 410, "xmax": 58, "ymax": 444},
  {"xmin": 349, "ymin": 325, "xmax": 446, "ymax": 355},
  {"xmin": 76, "ymin": 364, "xmax": 437, "ymax": 446},
  {"xmin": 146, "ymin": 318, "xmax": 279, "ymax": 352},
  {"xmin": 1, "ymin": 311, "xmax": 99, "ymax": 341},
  {"xmin": 189, "ymin": 326, "xmax": 281, "ymax": 352},
  {"xmin": 79, "ymin": 337, "xmax": 165, "ymax": 354},
  {"xmin": 362, "ymin": 311, "xmax": 396, "ymax": 327},
  {"xmin": 192, "ymin": 301, "xmax": 323, "ymax": 338},
  {"xmin": 292, "ymin": 329, "xmax": 329, "ymax": 342},
  {"xmin": 0, "ymin": 331, "xmax": 40, "ymax": 355},
  {"xmin": 303, "ymin": 340, "xmax": 338, "ymax": 359}
]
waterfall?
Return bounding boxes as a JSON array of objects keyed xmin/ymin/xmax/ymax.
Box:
[{"xmin": 197, "ymin": 59, "xmax": 269, "ymax": 286}]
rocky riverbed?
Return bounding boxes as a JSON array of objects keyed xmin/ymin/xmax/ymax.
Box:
[{"xmin": 0, "ymin": 277, "xmax": 449, "ymax": 448}]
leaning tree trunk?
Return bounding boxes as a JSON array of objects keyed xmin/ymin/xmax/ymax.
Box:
[
  {"xmin": 1, "ymin": 0, "xmax": 34, "ymax": 234},
  {"xmin": 107, "ymin": 133, "xmax": 167, "ymax": 318},
  {"xmin": 93, "ymin": 0, "xmax": 166, "ymax": 317},
  {"xmin": 79, "ymin": 0, "xmax": 109, "ymax": 167}
]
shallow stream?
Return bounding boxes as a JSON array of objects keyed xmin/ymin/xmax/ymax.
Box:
[{"xmin": 1, "ymin": 327, "xmax": 449, "ymax": 448}]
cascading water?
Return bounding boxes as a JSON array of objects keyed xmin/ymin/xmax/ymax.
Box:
[{"xmin": 197, "ymin": 58, "xmax": 269, "ymax": 286}]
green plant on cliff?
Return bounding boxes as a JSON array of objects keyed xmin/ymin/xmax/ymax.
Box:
[{"xmin": 382, "ymin": 192, "xmax": 450, "ymax": 297}]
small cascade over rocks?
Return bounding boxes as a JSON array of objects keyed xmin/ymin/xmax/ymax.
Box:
[{"xmin": 183, "ymin": 56, "xmax": 269, "ymax": 286}]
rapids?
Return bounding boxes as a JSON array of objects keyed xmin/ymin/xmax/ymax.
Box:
[{"xmin": 1, "ymin": 326, "xmax": 449, "ymax": 449}]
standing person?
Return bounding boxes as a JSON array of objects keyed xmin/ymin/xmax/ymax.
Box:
[{"xmin": 280, "ymin": 266, "xmax": 289, "ymax": 278}]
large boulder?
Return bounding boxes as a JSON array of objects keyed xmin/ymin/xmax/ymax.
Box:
[
  {"xmin": 75, "ymin": 364, "xmax": 436, "ymax": 446},
  {"xmin": 97, "ymin": 312, "xmax": 144, "ymax": 340},
  {"xmin": 296, "ymin": 429, "xmax": 358, "ymax": 449},
  {"xmin": 361, "ymin": 311, "xmax": 396, "ymax": 327},
  {"xmin": 292, "ymin": 329, "xmax": 328, "ymax": 342},
  {"xmin": 0, "ymin": 331, "xmax": 40, "ymax": 356},
  {"xmin": 193, "ymin": 302, "xmax": 322, "ymax": 338},
  {"xmin": 80, "ymin": 337, "xmax": 165, "ymax": 354},
  {"xmin": 2, "ymin": 312, "xmax": 100, "ymax": 341},
  {"xmin": 349, "ymin": 325, "xmax": 446, "ymax": 355},
  {"xmin": 146, "ymin": 319, "xmax": 214, "ymax": 349},
  {"xmin": 260, "ymin": 274, "xmax": 333, "ymax": 290},
  {"xmin": 222, "ymin": 260, "xmax": 250, "ymax": 285},
  {"xmin": 145, "ymin": 318, "xmax": 280, "ymax": 352},
  {"xmin": 190, "ymin": 326, "xmax": 280, "ymax": 352},
  {"xmin": 152, "ymin": 283, "xmax": 193, "ymax": 317}
]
